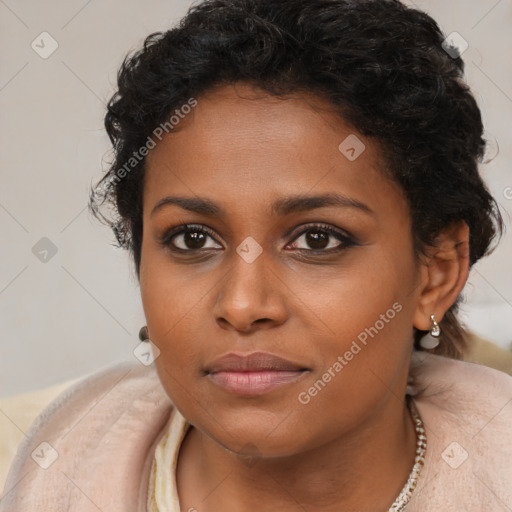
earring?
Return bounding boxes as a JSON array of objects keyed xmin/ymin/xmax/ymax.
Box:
[
  {"xmin": 139, "ymin": 325, "xmax": 150, "ymax": 342},
  {"xmin": 419, "ymin": 314, "xmax": 441, "ymax": 349}
]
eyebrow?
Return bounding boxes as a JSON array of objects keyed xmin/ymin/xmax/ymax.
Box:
[{"xmin": 150, "ymin": 193, "xmax": 374, "ymax": 218}]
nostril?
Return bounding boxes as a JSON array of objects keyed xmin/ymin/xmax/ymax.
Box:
[{"xmin": 252, "ymin": 318, "xmax": 272, "ymax": 325}]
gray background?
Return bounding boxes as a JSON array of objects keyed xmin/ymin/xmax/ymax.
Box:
[{"xmin": 1, "ymin": 0, "xmax": 511, "ymax": 398}]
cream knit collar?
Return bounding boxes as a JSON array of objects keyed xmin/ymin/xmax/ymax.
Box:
[{"xmin": 147, "ymin": 409, "xmax": 190, "ymax": 512}]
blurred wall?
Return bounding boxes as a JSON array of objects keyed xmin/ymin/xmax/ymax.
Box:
[{"xmin": 1, "ymin": 0, "xmax": 511, "ymax": 398}]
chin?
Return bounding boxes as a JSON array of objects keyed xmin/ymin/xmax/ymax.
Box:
[{"xmin": 194, "ymin": 405, "xmax": 314, "ymax": 458}]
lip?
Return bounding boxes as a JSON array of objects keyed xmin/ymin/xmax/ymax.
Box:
[{"xmin": 205, "ymin": 352, "xmax": 310, "ymax": 396}]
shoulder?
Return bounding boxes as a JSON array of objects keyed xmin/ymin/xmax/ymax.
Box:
[
  {"xmin": 411, "ymin": 350, "xmax": 512, "ymax": 406},
  {"xmin": 0, "ymin": 360, "xmax": 173, "ymax": 512},
  {"xmin": 410, "ymin": 351, "xmax": 512, "ymax": 434},
  {"xmin": 409, "ymin": 352, "xmax": 512, "ymax": 510}
]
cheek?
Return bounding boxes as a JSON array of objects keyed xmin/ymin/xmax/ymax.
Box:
[
  {"xmin": 139, "ymin": 245, "xmax": 209, "ymax": 388},
  {"xmin": 300, "ymin": 246, "xmax": 415, "ymax": 344},
  {"xmin": 140, "ymin": 235, "xmax": 207, "ymax": 333},
  {"xmin": 300, "ymin": 246, "xmax": 417, "ymax": 398},
  {"xmin": 290, "ymin": 297, "xmax": 414, "ymax": 446}
]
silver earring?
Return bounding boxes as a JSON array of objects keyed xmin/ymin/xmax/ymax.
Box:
[
  {"xmin": 419, "ymin": 314, "xmax": 441, "ymax": 349},
  {"xmin": 139, "ymin": 325, "xmax": 149, "ymax": 342}
]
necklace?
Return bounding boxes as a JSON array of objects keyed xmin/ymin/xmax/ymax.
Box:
[{"xmin": 387, "ymin": 396, "xmax": 427, "ymax": 512}]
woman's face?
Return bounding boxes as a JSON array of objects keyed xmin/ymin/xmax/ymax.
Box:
[{"xmin": 140, "ymin": 83, "xmax": 424, "ymax": 457}]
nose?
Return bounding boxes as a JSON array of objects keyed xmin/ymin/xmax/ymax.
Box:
[{"xmin": 213, "ymin": 249, "xmax": 288, "ymax": 334}]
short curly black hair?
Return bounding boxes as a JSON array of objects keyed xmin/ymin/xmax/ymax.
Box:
[{"xmin": 89, "ymin": 0, "xmax": 503, "ymax": 359}]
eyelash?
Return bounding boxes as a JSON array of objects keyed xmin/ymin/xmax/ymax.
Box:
[{"xmin": 159, "ymin": 222, "xmax": 356, "ymax": 255}]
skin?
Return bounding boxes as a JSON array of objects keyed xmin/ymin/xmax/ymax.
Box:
[{"xmin": 139, "ymin": 82, "xmax": 469, "ymax": 511}]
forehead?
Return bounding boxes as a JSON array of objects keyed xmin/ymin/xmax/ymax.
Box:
[{"xmin": 143, "ymin": 83, "xmax": 407, "ymax": 220}]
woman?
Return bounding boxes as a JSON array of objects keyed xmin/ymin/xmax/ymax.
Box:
[{"xmin": 1, "ymin": 0, "xmax": 511, "ymax": 510}]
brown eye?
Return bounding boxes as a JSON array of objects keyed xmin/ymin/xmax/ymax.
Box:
[
  {"xmin": 287, "ymin": 224, "xmax": 355, "ymax": 252},
  {"xmin": 162, "ymin": 225, "xmax": 222, "ymax": 251},
  {"xmin": 304, "ymin": 231, "xmax": 330, "ymax": 250},
  {"xmin": 180, "ymin": 230, "xmax": 208, "ymax": 249}
]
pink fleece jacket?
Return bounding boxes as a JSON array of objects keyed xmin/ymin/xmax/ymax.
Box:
[{"xmin": 1, "ymin": 352, "xmax": 511, "ymax": 511}]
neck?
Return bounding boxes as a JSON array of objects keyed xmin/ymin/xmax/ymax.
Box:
[{"xmin": 177, "ymin": 395, "xmax": 417, "ymax": 512}]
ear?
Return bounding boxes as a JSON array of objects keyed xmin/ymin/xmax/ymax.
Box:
[{"xmin": 413, "ymin": 221, "xmax": 470, "ymax": 331}]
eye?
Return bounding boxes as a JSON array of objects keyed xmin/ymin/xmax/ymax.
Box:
[
  {"xmin": 161, "ymin": 224, "xmax": 223, "ymax": 252},
  {"xmin": 160, "ymin": 222, "xmax": 356, "ymax": 255},
  {"xmin": 286, "ymin": 223, "xmax": 355, "ymax": 252}
]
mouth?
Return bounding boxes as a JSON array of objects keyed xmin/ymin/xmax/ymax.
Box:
[{"xmin": 205, "ymin": 352, "xmax": 310, "ymax": 396}]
